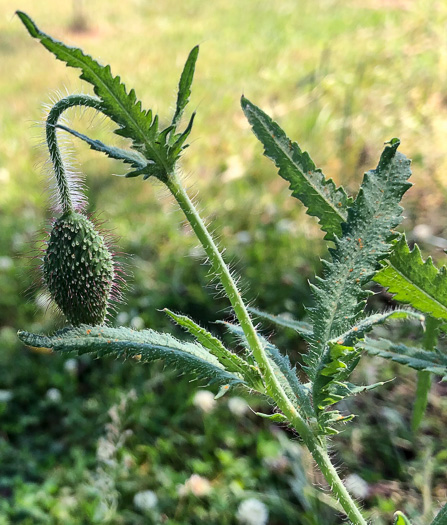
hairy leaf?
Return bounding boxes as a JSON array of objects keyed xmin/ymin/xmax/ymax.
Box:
[
  {"xmin": 55, "ymin": 124, "xmax": 153, "ymax": 178},
  {"xmin": 164, "ymin": 309, "xmax": 264, "ymax": 391},
  {"xmin": 319, "ymin": 379, "xmax": 390, "ymax": 409},
  {"xmin": 17, "ymin": 12, "xmax": 191, "ymax": 178},
  {"xmin": 328, "ymin": 309, "xmax": 424, "ymax": 347},
  {"xmin": 431, "ymin": 502, "xmax": 447, "ymax": 525},
  {"xmin": 220, "ymin": 322, "xmax": 315, "ymax": 420},
  {"xmin": 171, "ymin": 46, "xmax": 199, "ymax": 129},
  {"xmin": 18, "ymin": 326, "xmax": 244, "ymax": 387},
  {"xmin": 374, "ymin": 235, "xmax": 447, "ymax": 320},
  {"xmin": 241, "ymin": 96, "xmax": 351, "ymax": 240},
  {"xmin": 248, "ymin": 307, "xmax": 312, "ymax": 338},
  {"xmin": 255, "ymin": 412, "xmax": 288, "ymax": 424},
  {"xmin": 359, "ymin": 338, "xmax": 447, "ymax": 380},
  {"xmin": 308, "ymin": 140, "xmax": 412, "ymax": 413}
]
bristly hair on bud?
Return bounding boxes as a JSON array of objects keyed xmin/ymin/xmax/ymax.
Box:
[
  {"xmin": 35, "ymin": 92, "xmax": 128, "ymax": 326},
  {"xmin": 42, "ymin": 210, "xmax": 123, "ymax": 326}
]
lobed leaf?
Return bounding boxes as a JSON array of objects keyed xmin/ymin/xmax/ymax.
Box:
[
  {"xmin": 164, "ymin": 309, "xmax": 264, "ymax": 391},
  {"xmin": 241, "ymin": 96, "xmax": 352, "ymax": 240},
  {"xmin": 220, "ymin": 322, "xmax": 315, "ymax": 421},
  {"xmin": 55, "ymin": 124, "xmax": 153, "ymax": 178},
  {"xmin": 328, "ymin": 309, "xmax": 424, "ymax": 348},
  {"xmin": 17, "ymin": 326, "xmax": 245, "ymax": 388},
  {"xmin": 171, "ymin": 46, "xmax": 199, "ymax": 130},
  {"xmin": 307, "ymin": 140, "xmax": 412, "ymax": 416},
  {"xmin": 374, "ymin": 235, "xmax": 447, "ymax": 320},
  {"xmin": 248, "ymin": 307, "xmax": 313, "ymax": 338},
  {"xmin": 359, "ymin": 337, "xmax": 447, "ymax": 380},
  {"xmin": 17, "ymin": 11, "xmax": 193, "ymax": 178}
]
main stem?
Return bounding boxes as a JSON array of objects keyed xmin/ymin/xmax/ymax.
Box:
[{"xmin": 165, "ymin": 170, "xmax": 367, "ymax": 525}]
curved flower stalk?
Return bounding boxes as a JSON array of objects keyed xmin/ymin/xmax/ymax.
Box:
[
  {"xmin": 41, "ymin": 94, "xmax": 123, "ymax": 325},
  {"xmin": 16, "ymin": 11, "xmax": 447, "ymax": 525}
]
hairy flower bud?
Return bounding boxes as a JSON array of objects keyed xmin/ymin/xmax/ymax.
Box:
[{"xmin": 43, "ymin": 211, "xmax": 115, "ymax": 326}]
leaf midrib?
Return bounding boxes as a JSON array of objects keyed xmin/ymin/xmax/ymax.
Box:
[
  {"xmin": 380, "ymin": 260, "xmax": 447, "ymax": 319},
  {"xmin": 37, "ymin": 29, "xmax": 169, "ymax": 173},
  {"xmin": 253, "ymin": 108, "xmax": 348, "ymax": 226}
]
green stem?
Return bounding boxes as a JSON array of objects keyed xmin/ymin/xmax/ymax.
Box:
[
  {"xmin": 412, "ymin": 316, "xmax": 440, "ymax": 433},
  {"xmin": 46, "ymin": 94, "xmax": 105, "ymax": 213},
  {"xmin": 165, "ymin": 170, "xmax": 367, "ymax": 525}
]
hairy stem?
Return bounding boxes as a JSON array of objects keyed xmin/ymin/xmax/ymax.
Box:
[
  {"xmin": 165, "ymin": 170, "xmax": 367, "ymax": 525},
  {"xmin": 46, "ymin": 94, "xmax": 105, "ymax": 212}
]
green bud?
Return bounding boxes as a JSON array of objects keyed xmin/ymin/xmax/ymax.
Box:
[{"xmin": 43, "ymin": 211, "xmax": 114, "ymax": 326}]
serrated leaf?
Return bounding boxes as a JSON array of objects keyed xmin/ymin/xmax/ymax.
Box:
[
  {"xmin": 430, "ymin": 502, "xmax": 447, "ymax": 525},
  {"xmin": 220, "ymin": 321, "xmax": 315, "ymax": 421},
  {"xmin": 255, "ymin": 412, "xmax": 288, "ymax": 424},
  {"xmin": 318, "ymin": 410, "xmax": 355, "ymax": 435},
  {"xmin": 329, "ymin": 309, "xmax": 424, "ymax": 347},
  {"xmin": 374, "ymin": 235, "xmax": 447, "ymax": 320},
  {"xmin": 248, "ymin": 307, "xmax": 312, "ymax": 338},
  {"xmin": 17, "ymin": 11, "xmax": 175, "ymax": 176},
  {"xmin": 307, "ymin": 140, "xmax": 412, "ymax": 413},
  {"xmin": 164, "ymin": 309, "xmax": 264, "ymax": 391},
  {"xmin": 241, "ymin": 96, "xmax": 352, "ymax": 240},
  {"xmin": 168, "ymin": 112, "xmax": 196, "ymax": 158},
  {"xmin": 17, "ymin": 326, "xmax": 244, "ymax": 388},
  {"xmin": 56, "ymin": 124, "xmax": 152, "ymax": 175},
  {"xmin": 171, "ymin": 46, "xmax": 199, "ymax": 130},
  {"xmin": 319, "ymin": 379, "xmax": 390, "ymax": 409},
  {"xmin": 359, "ymin": 337, "xmax": 447, "ymax": 380}
]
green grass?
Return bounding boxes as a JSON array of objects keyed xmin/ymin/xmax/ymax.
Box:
[{"xmin": 2, "ymin": 1, "xmax": 447, "ymax": 523}]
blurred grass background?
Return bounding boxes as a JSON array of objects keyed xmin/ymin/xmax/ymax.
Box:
[{"xmin": 1, "ymin": 0, "xmax": 447, "ymax": 523}]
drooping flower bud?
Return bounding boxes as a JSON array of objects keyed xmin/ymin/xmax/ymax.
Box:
[{"xmin": 43, "ymin": 211, "xmax": 115, "ymax": 326}]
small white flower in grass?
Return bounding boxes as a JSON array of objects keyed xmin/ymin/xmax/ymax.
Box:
[
  {"xmin": 178, "ymin": 474, "xmax": 212, "ymax": 497},
  {"xmin": 0, "ymin": 390, "xmax": 13, "ymax": 403},
  {"xmin": 64, "ymin": 358, "xmax": 78, "ymax": 374},
  {"xmin": 133, "ymin": 490, "xmax": 158, "ymax": 512},
  {"xmin": 46, "ymin": 388, "xmax": 62, "ymax": 402},
  {"xmin": 344, "ymin": 473, "xmax": 369, "ymax": 499},
  {"xmin": 236, "ymin": 498, "xmax": 269, "ymax": 525},
  {"xmin": 228, "ymin": 396, "xmax": 249, "ymax": 417},
  {"xmin": 193, "ymin": 390, "xmax": 216, "ymax": 413},
  {"xmin": 116, "ymin": 311, "xmax": 129, "ymax": 325},
  {"xmin": 96, "ymin": 436, "xmax": 116, "ymax": 466},
  {"xmin": 130, "ymin": 316, "xmax": 144, "ymax": 330}
]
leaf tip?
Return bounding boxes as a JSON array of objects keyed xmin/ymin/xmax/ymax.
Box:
[{"xmin": 16, "ymin": 11, "xmax": 38, "ymax": 37}]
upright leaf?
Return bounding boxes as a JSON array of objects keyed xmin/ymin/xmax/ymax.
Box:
[
  {"xmin": 307, "ymin": 140, "xmax": 412, "ymax": 413},
  {"xmin": 374, "ymin": 235, "xmax": 447, "ymax": 320},
  {"xmin": 171, "ymin": 46, "xmax": 199, "ymax": 129},
  {"xmin": 18, "ymin": 326, "xmax": 245, "ymax": 388},
  {"xmin": 241, "ymin": 96, "xmax": 351, "ymax": 240},
  {"xmin": 17, "ymin": 11, "xmax": 181, "ymax": 177}
]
